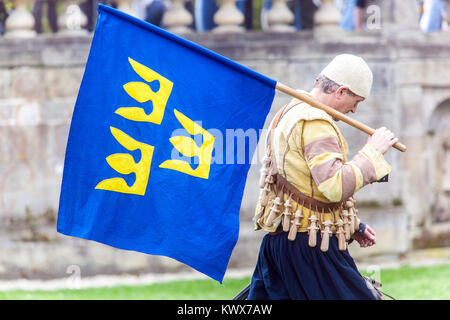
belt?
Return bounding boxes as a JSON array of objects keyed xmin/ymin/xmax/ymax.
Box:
[
  {"xmin": 274, "ymin": 173, "xmax": 342, "ymax": 211},
  {"xmin": 269, "ymin": 224, "xmax": 284, "ymax": 236}
]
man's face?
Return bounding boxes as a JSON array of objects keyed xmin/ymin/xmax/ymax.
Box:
[{"xmin": 331, "ymin": 86, "xmax": 365, "ymax": 115}]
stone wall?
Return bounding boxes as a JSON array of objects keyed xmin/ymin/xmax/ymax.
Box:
[{"xmin": 0, "ymin": 28, "xmax": 449, "ymax": 279}]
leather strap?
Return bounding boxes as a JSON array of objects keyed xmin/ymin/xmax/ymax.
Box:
[
  {"xmin": 275, "ymin": 173, "xmax": 342, "ymax": 211},
  {"xmin": 266, "ymin": 101, "xmax": 300, "ymax": 158}
]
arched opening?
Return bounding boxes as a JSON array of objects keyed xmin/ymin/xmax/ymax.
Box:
[{"xmin": 428, "ymin": 98, "xmax": 450, "ymax": 224}]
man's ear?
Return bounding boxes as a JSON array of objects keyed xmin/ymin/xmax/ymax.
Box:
[{"xmin": 335, "ymin": 86, "xmax": 348, "ymax": 98}]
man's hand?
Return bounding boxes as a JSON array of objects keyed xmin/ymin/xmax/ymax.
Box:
[
  {"xmin": 367, "ymin": 127, "xmax": 398, "ymax": 154},
  {"xmin": 352, "ymin": 224, "xmax": 376, "ymax": 248}
]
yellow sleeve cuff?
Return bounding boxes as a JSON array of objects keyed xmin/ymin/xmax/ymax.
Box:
[{"xmin": 360, "ymin": 143, "xmax": 392, "ymax": 180}]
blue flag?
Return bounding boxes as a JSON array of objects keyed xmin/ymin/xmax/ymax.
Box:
[{"xmin": 57, "ymin": 4, "xmax": 276, "ymax": 282}]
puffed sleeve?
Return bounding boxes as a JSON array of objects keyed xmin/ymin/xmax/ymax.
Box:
[{"xmin": 301, "ymin": 119, "xmax": 392, "ymax": 202}]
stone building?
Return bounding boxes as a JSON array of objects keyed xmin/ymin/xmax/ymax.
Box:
[{"xmin": 0, "ymin": 0, "xmax": 449, "ymax": 279}]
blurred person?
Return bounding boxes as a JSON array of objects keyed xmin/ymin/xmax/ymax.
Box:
[
  {"xmin": 101, "ymin": 0, "xmax": 118, "ymax": 7},
  {"xmin": 0, "ymin": 1, "xmax": 7, "ymax": 35},
  {"xmin": 132, "ymin": 0, "xmax": 153, "ymax": 20},
  {"xmin": 419, "ymin": 0, "xmax": 424, "ymax": 20},
  {"xmin": 299, "ymin": 0, "xmax": 318, "ymax": 30},
  {"xmin": 195, "ymin": 0, "xmax": 217, "ymax": 31},
  {"xmin": 80, "ymin": 0, "xmax": 117, "ymax": 31},
  {"xmin": 80, "ymin": 0, "xmax": 96, "ymax": 32},
  {"xmin": 237, "ymin": 0, "xmax": 253, "ymax": 30},
  {"xmin": 194, "ymin": 0, "xmax": 252, "ymax": 32},
  {"xmin": 145, "ymin": 0, "xmax": 167, "ymax": 27},
  {"xmin": 339, "ymin": 0, "xmax": 366, "ymax": 31},
  {"xmin": 32, "ymin": 0, "xmax": 58, "ymax": 33},
  {"xmin": 339, "ymin": 0, "xmax": 357, "ymax": 31},
  {"xmin": 248, "ymin": 54, "xmax": 397, "ymax": 300},
  {"xmin": 420, "ymin": 0, "xmax": 448, "ymax": 32},
  {"xmin": 184, "ymin": 0, "xmax": 194, "ymax": 28},
  {"xmin": 355, "ymin": 0, "xmax": 366, "ymax": 31}
]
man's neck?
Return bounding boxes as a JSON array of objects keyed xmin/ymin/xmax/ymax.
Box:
[
  {"xmin": 310, "ymin": 87, "xmax": 330, "ymax": 105},
  {"xmin": 309, "ymin": 87, "xmax": 339, "ymax": 122}
]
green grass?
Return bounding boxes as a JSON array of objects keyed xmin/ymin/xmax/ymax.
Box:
[
  {"xmin": 0, "ymin": 264, "xmax": 448, "ymax": 300},
  {"xmin": 360, "ymin": 264, "xmax": 450, "ymax": 300},
  {"xmin": 0, "ymin": 277, "xmax": 250, "ymax": 300}
]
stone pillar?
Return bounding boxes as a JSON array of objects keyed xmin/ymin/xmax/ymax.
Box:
[
  {"xmin": 58, "ymin": 0, "xmax": 88, "ymax": 35},
  {"xmin": 162, "ymin": 0, "xmax": 193, "ymax": 33},
  {"xmin": 116, "ymin": 0, "xmax": 135, "ymax": 16},
  {"xmin": 381, "ymin": 0, "xmax": 422, "ymax": 39},
  {"xmin": 4, "ymin": 0, "xmax": 36, "ymax": 38},
  {"xmin": 213, "ymin": 0, "xmax": 244, "ymax": 33},
  {"xmin": 392, "ymin": 0, "xmax": 421, "ymax": 30},
  {"xmin": 267, "ymin": 0, "xmax": 295, "ymax": 32},
  {"xmin": 314, "ymin": 0, "xmax": 341, "ymax": 33}
]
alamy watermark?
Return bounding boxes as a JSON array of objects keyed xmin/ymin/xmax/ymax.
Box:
[
  {"xmin": 366, "ymin": 5, "xmax": 382, "ymax": 30},
  {"xmin": 66, "ymin": 264, "xmax": 81, "ymax": 289},
  {"xmin": 168, "ymin": 123, "xmax": 269, "ymax": 166}
]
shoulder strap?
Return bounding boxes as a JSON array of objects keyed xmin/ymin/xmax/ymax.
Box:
[{"xmin": 266, "ymin": 101, "xmax": 302, "ymax": 171}]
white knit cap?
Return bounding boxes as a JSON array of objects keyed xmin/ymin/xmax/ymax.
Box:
[{"xmin": 320, "ymin": 54, "xmax": 373, "ymax": 98}]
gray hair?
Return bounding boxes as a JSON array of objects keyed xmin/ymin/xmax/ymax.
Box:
[{"xmin": 314, "ymin": 74, "xmax": 357, "ymax": 96}]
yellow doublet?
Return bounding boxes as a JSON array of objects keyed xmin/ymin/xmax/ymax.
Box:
[{"xmin": 255, "ymin": 98, "xmax": 392, "ymax": 234}]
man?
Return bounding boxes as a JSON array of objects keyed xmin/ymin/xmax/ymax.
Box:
[{"xmin": 248, "ymin": 54, "xmax": 398, "ymax": 300}]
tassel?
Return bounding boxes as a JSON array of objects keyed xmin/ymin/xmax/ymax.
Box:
[
  {"xmin": 262, "ymin": 155, "xmax": 271, "ymax": 167},
  {"xmin": 283, "ymin": 212, "xmax": 292, "ymax": 233},
  {"xmin": 342, "ymin": 209, "xmax": 351, "ymax": 241},
  {"xmin": 287, "ymin": 221, "xmax": 297, "ymax": 241},
  {"xmin": 265, "ymin": 197, "xmax": 281, "ymax": 227},
  {"xmin": 259, "ymin": 167, "xmax": 268, "ymax": 188},
  {"xmin": 282, "ymin": 199, "xmax": 293, "ymax": 232},
  {"xmin": 260, "ymin": 184, "xmax": 270, "ymax": 207},
  {"xmin": 348, "ymin": 197, "xmax": 358, "ymax": 233},
  {"xmin": 350, "ymin": 210, "xmax": 357, "ymax": 234},
  {"xmin": 288, "ymin": 209, "xmax": 303, "ymax": 241},
  {"xmin": 336, "ymin": 219, "xmax": 346, "ymax": 251},
  {"xmin": 354, "ymin": 208, "xmax": 359, "ymax": 231},
  {"xmin": 307, "ymin": 215, "xmax": 319, "ymax": 247},
  {"xmin": 353, "ymin": 198, "xmax": 359, "ymax": 230},
  {"xmin": 320, "ymin": 220, "xmax": 333, "ymax": 252},
  {"xmin": 259, "ymin": 156, "xmax": 272, "ymax": 188},
  {"xmin": 349, "ymin": 207, "xmax": 355, "ymax": 234},
  {"xmin": 345, "ymin": 200, "xmax": 354, "ymax": 209},
  {"xmin": 346, "ymin": 200, "xmax": 355, "ymax": 234},
  {"xmin": 265, "ymin": 174, "xmax": 274, "ymax": 185}
]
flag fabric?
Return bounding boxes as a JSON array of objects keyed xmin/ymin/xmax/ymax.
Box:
[{"xmin": 57, "ymin": 4, "xmax": 276, "ymax": 282}]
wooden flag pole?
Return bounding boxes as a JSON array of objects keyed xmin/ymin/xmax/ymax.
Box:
[{"xmin": 275, "ymin": 82, "xmax": 407, "ymax": 152}]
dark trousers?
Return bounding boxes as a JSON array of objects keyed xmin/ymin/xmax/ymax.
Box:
[
  {"xmin": 146, "ymin": 0, "xmax": 167, "ymax": 27},
  {"xmin": 81, "ymin": 1, "xmax": 117, "ymax": 32},
  {"xmin": 248, "ymin": 232, "xmax": 376, "ymax": 300},
  {"xmin": 33, "ymin": 0, "xmax": 58, "ymax": 33}
]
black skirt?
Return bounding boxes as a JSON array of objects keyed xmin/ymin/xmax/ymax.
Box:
[{"xmin": 248, "ymin": 232, "xmax": 376, "ymax": 300}]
